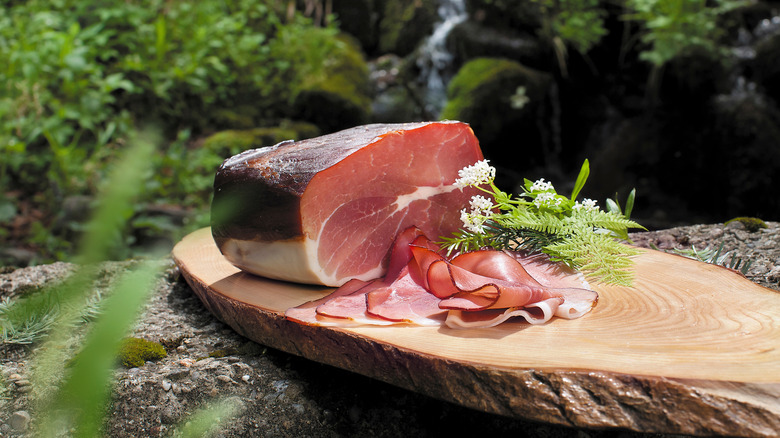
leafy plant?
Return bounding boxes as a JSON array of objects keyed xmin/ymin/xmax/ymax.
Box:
[
  {"xmin": 1, "ymin": 0, "xmax": 364, "ymax": 264},
  {"xmin": 623, "ymin": 0, "xmax": 743, "ymax": 68},
  {"xmin": 533, "ymin": 0, "xmax": 608, "ymax": 71},
  {"xmin": 0, "ymin": 289, "xmax": 103, "ymax": 345},
  {"xmin": 441, "ymin": 159, "xmax": 645, "ymax": 285}
]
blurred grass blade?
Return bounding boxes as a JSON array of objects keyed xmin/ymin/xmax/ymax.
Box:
[
  {"xmin": 36, "ymin": 262, "xmax": 163, "ymax": 437},
  {"xmin": 172, "ymin": 397, "xmax": 245, "ymax": 438},
  {"xmin": 27, "ymin": 129, "xmax": 161, "ymax": 434},
  {"xmin": 76, "ymin": 129, "xmax": 158, "ymax": 265}
]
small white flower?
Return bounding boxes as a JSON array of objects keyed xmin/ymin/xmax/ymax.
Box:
[
  {"xmin": 533, "ymin": 192, "xmax": 561, "ymax": 208},
  {"xmin": 469, "ymin": 195, "xmax": 493, "ymax": 215},
  {"xmin": 460, "ymin": 208, "xmax": 488, "ymax": 233},
  {"xmin": 573, "ymin": 198, "xmax": 599, "ymax": 212},
  {"xmin": 529, "ymin": 178, "xmax": 554, "ymax": 192},
  {"xmin": 460, "ymin": 194, "xmax": 494, "ymax": 234},
  {"xmin": 454, "ymin": 160, "xmax": 496, "ymax": 188}
]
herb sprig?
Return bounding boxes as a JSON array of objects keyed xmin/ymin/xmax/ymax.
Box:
[{"xmin": 441, "ymin": 159, "xmax": 645, "ymax": 286}]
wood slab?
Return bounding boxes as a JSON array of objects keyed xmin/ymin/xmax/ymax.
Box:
[{"xmin": 172, "ymin": 227, "xmax": 780, "ymax": 437}]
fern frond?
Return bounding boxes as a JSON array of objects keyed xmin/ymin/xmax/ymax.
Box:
[
  {"xmin": 495, "ymin": 209, "xmax": 574, "ymax": 236},
  {"xmin": 544, "ymin": 232, "xmax": 640, "ymax": 286},
  {"xmin": 570, "ymin": 210, "xmax": 644, "ymax": 239}
]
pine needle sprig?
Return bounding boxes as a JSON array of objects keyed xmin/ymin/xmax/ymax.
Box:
[{"xmin": 441, "ymin": 159, "xmax": 646, "ymax": 286}]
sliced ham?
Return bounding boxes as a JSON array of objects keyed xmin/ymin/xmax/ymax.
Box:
[
  {"xmin": 211, "ymin": 121, "xmax": 483, "ymax": 287},
  {"xmin": 286, "ymin": 227, "xmax": 598, "ymax": 329},
  {"xmin": 364, "ymin": 265, "xmax": 447, "ymax": 326},
  {"xmin": 284, "ymin": 278, "xmax": 396, "ymax": 327}
]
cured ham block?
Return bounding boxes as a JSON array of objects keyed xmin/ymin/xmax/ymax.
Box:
[{"xmin": 211, "ymin": 121, "xmax": 483, "ymax": 286}]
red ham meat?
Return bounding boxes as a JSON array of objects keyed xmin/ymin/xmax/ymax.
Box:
[
  {"xmin": 286, "ymin": 227, "xmax": 598, "ymax": 329},
  {"xmin": 211, "ymin": 122, "xmax": 483, "ymax": 287}
]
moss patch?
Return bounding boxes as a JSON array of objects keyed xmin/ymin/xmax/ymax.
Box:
[
  {"xmin": 118, "ymin": 337, "xmax": 167, "ymax": 368},
  {"xmin": 725, "ymin": 217, "xmax": 768, "ymax": 232}
]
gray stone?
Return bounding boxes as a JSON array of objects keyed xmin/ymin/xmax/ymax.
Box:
[{"xmin": 9, "ymin": 410, "xmax": 30, "ymax": 432}]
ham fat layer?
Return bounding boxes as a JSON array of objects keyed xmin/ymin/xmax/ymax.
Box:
[
  {"xmin": 211, "ymin": 122, "xmax": 483, "ymax": 287},
  {"xmin": 285, "ymin": 227, "xmax": 598, "ymax": 329}
]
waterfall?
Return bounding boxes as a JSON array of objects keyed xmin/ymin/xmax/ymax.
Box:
[{"xmin": 415, "ymin": 0, "xmax": 468, "ymax": 118}]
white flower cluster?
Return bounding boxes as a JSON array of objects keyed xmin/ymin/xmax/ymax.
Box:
[
  {"xmin": 573, "ymin": 198, "xmax": 599, "ymax": 212},
  {"xmin": 469, "ymin": 195, "xmax": 493, "ymax": 214},
  {"xmin": 454, "ymin": 160, "xmax": 496, "ymax": 188},
  {"xmin": 529, "ymin": 178, "xmax": 554, "ymax": 192},
  {"xmin": 460, "ymin": 195, "xmax": 494, "ymax": 233},
  {"xmin": 533, "ymin": 191, "xmax": 562, "ymax": 209}
]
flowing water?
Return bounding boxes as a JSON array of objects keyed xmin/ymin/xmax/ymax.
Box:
[{"xmin": 415, "ymin": 0, "xmax": 468, "ymax": 118}]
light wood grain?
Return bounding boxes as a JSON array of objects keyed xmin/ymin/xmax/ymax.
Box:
[{"xmin": 173, "ymin": 227, "xmax": 780, "ymax": 437}]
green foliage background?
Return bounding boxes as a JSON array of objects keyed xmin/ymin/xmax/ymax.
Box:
[
  {"xmin": 0, "ymin": 0, "xmax": 363, "ymax": 263},
  {"xmin": 0, "ymin": 0, "xmax": 749, "ymax": 265}
]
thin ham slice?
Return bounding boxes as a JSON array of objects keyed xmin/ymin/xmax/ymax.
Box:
[
  {"xmin": 285, "ymin": 278, "xmax": 395, "ymax": 326},
  {"xmin": 211, "ymin": 122, "xmax": 483, "ymax": 287},
  {"xmin": 364, "ymin": 265, "xmax": 447, "ymax": 325},
  {"xmin": 286, "ymin": 227, "xmax": 598, "ymax": 329}
]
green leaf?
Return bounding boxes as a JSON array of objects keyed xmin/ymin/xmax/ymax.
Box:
[
  {"xmin": 605, "ymin": 197, "xmax": 621, "ymax": 215},
  {"xmin": 570, "ymin": 159, "xmax": 589, "ymax": 201},
  {"xmin": 624, "ymin": 188, "xmax": 636, "ymax": 219}
]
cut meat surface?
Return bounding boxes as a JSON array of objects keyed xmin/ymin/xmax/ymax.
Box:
[{"xmin": 211, "ymin": 121, "xmax": 483, "ymax": 286}]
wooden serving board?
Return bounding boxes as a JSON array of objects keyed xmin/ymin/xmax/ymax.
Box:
[{"xmin": 173, "ymin": 227, "xmax": 780, "ymax": 437}]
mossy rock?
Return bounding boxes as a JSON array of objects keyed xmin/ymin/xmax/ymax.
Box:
[
  {"xmin": 448, "ymin": 20, "xmax": 545, "ymax": 70},
  {"xmin": 378, "ymin": 0, "xmax": 437, "ymax": 56},
  {"xmin": 293, "ymin": 34, "xmax": 372, "ymax": 133},
  {"xmin": 119, "ymin": 337, "xmax": 167, "ymax": 368},
  {"xmin": 441, "ymin": 58, "xmax": 552, "ymax": 173},
  {"xmin": 725, "ymin": 217, "xmax": 768, "ymax": 233},
  {"xmin": 202, "ymin": 121, "xmax": 321, "ymax": 157},
  {"xmin": 293, "ymin": 90, "xmax": 370, "ymax": 133},
  {"xmin": 210, "ymin": 104, "xmax": 264, "ymax": 130}
]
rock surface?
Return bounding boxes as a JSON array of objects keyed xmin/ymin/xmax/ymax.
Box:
[{"xmin": 1, "ymin": 222, "xmax": 778, "ymax": 437}]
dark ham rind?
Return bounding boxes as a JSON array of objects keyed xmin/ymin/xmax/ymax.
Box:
[{"xmin": 211, "ymin": 121, "xmax": 483, "ymax": 287}]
